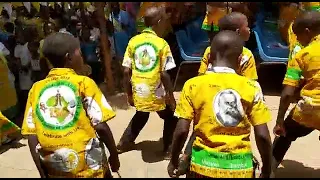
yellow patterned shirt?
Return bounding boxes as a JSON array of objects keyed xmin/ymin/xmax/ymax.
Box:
[
  {"xmin": 0, "ymin": 53, "xmax": 17, "ymax": 112},
  {"xmin": 21, "ymin": 68, "xmax": 116, "ymax": 178},
  {"xmin": 300, "ymin": 2, "xmax": 320, "ymax": 11},
  {"xmin": 175, "ymin": 67, "xmax": 271, "ymax": 178},
  {"xmin": 198, "ymin": 46, "xmax": 258, "ymax": 80},
  {"xmin": 122, "ymin": 28, "xmax": 176, "ymax": 112},
  {"xmin": 283, "ymin": 35, "xmax": 320, "ymax": 130}
]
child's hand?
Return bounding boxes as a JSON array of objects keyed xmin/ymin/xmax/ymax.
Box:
[
  {"xmin": 127, "ymin": 94, "xmax": 134, "ymax": 106},
  {"xmin": 273, "ymin": 123, "xmax": 286, "ymax": 137}
]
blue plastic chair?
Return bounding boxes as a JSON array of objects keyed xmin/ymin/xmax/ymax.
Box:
[
  {"xmin": 253, "ymin": 12, "xmax": 289, "ymax": 65},
  {"xmin": 114, "ymin": 31, "xmax": 130, "ymax": 59},
  {"xmin": 186, "ymin": 16, "xmax": 209, "ymax": 46},
  {"xmin": 174, "ymin": 29, "xmax": 207, "ymax": 89}
]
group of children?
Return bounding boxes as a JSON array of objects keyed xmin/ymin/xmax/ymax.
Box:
[{"xmin": 1, "ymin": 2, "xmax": 320, "ymax": 178}]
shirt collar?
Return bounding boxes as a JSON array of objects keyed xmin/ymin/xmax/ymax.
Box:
[
  {"xmin": 142, "ymin": 27, "xmax": 157, "ymax": 35},
  {"xmin": 310, "ymin": 34, "xmax": 320, "ymax": 44},
  {"xmin": 206, "ymin": 66, "xmax": 236, "ymax": 74},
  {"xmin": 47, "ymin": 68, "xmax": 77, "ymax": 77}
]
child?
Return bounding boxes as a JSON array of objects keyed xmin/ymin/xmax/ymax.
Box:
[
  {"xmin": 80, "ymin": 26, "xmax": 101, "ymax": 84},
  {"xmin": 198, "ymin": 12, "xmax": 257, "ymax": 80},
  {"xmin": 117, "ymin": 7, "xmax": 178, "ymax": 159},
  {"xmin": 178, "ymin": 13, "xmax": 258, "ymax": 174},
  {"xmin": 168, "ymin": 30, "xmax": 272, "ymax": 178},
  {"xmin": 21, "ymin": 32, "xmax": 120, "ymax": 178},
  {"xmin": 28, "ymin": 41, "xmax": 41, "ymax": 82},
  {"xmin": 201, "ymin": 2, "xmax": 247, "ymax": 42},
  {"xmin": 272, "ymin": 11, "xmax": 320, "ymax": 172}
]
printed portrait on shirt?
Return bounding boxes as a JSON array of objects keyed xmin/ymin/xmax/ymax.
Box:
[{"xmin": 213, "ymin": 89, "xmax": 245, "ymax": 127}]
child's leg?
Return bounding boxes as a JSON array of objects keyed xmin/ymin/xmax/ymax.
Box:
[
  {"xmin": 272, "ymin": 112, "xmax": 314, "ymax": 171},
  {"xmin": 117, "ymin": 111, "xmax": 150, "ymax": 153},
  {"xmin": 157, "ymin": 105, "xmax": 178, "ymax": 153}
]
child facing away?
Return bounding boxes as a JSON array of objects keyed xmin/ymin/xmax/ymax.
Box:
[
  {"xmin": 168, "ymin": 30, "xmax": 272, "ymax": 178},
  {"xmin": 21, "ymin": 32, "xmax": 120, "ymax": 178}
]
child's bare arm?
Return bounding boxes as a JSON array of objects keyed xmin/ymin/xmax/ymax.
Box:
[
  {"xmin": 94, "ymin": 122, "xmax": 120, "ymax": 172},
  {"xmin": 27, "ymin": 135, "xmax": 48, "ymax": 178},
  {"xmin": 276, "ymin": 85, "xmax": 296, "ymax": 125},
  {"xmin": 254, "ymin": 124, "xmax": 272, "ymax": 178}
]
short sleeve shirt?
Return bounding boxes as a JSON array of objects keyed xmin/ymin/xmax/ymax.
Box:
[
  {"xmin": 122, "ymin": 28, "xmax": 176, "ymax": 112},
  {"xmin": 198, "ymin": 46, "xmax": 258, "ymax": 80},
  {"xmin": 21, "ymin": 68, "xmax": 116, "ymax": 178},
  {"xmin": 283, "ymin": 35, "xmax": 320, "ymax": 130},
  {"xmin": 175, "ymin": 67, "xmax": 271, "ymax": 178}
]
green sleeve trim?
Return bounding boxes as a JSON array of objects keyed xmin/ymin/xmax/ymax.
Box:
[{"xmin": 285, "ymin": 68, "xmax": 302, "ymax": 81}]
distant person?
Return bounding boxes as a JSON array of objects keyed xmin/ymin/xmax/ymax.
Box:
[{"xmin": 117, "ymin": 7, "xmax": 177, "ymax": 159}]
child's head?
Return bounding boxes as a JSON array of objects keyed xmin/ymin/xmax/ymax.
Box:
[
  {"xmin": 42, "ymin": 32, "xmax": 83, "ymax": 72},
  {"xmin": 4, "ymin": 22, "xmax": 14, "ymax": 34},
  {"xmin": 218, "ymin": 12, "xmax": 250, "ymax": 42},
  {"xmin": 110, "ymin": 2, "xmax": 120, "ymax": 15},
  {"xmin": 43, "ymin": 22, "xmax": 57, "ymax": 36},
  {"xmin": 144, "ymin": 7, "xmax": 163, "ymax": 30},
  {"xmin": 28, "ymin": 40, "xmax": 40, "ymax": 54},
  {"xmin": 1, "ymin": 9, "xmax": 9, "ymax": 19},
  {"xmin": 210, "ymin": 30, "xmax": 244, "ymax": 70},
  {"xmin": 293, "ymin": 11, "xmax": 320, "ymax": 47},
  {"xmin": 81, "ymin": 26, "xmax": 91, "ymax": 42}
]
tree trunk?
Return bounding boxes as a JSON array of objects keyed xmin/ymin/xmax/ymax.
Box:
[{"xmin": 94, "ymin": 2, "xmax": 115, "ymax": 94}]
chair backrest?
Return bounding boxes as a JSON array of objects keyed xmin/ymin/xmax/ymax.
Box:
[
  {"xmin": 253, "ymin": 20, "xmax": 289, "ymax": 62},
  {"xmin": 114, "ymin": 31, "xmax": 129, "ymax": 57},
  {"xmin": 175, "ymin": 30, "xmax": 196, "ymax": 53},
  {"xmin": 186, "ymin": 16, "xmax": 208, "ymax": 44}
]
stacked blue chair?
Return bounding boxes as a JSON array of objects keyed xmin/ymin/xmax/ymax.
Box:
[
  {"xmin": 186, "ymin": 16, "xmax": 209, "ymax": 49},
  {"xmin": 252, "ymin": 11, "xmax": 289, "ymax": 65}
]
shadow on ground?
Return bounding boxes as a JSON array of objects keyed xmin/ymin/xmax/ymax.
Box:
[
  {"xmin": 275, "ymin": 160, "xmax": 320, "ymax": 178},
  {"xmin": 135, "ymin": 138, "xmax": 166, "ymax": 164},
  {"xmin": 0, "ymin": 140, "xmax": 26, "ymax": 155}
]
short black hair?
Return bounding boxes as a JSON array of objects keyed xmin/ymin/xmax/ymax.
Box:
[
  {"xmin": 42, "ymin": 32, "xmax": 80, "ymax": 68},
  {"xmin": 293, "ymin": 11, "xmax": 320, "ymax": 34},
  {"xmin": 211, "ymin": 30, "xmax": 244, "ymax": 61},
  {"xmin": 218, "ymin": 12, "xmax": 247, "ymax": 31},
  {"xmin": 144, "ymin": 7, "xmax": 162, "ymax": 27},
  {"xmin": 4, "ymin": 22, "xmax": 14, "ymax": 33}
]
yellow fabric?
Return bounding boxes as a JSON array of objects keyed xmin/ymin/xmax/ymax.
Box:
[
  {"xmin": 11, "ymin": 2, "xmax": 23, "ymax": 8},
  {"xmin": 202, "ymin": 5, "xmax": 229, "ymax": 31},
  {"xmin": 198, "ymin": 47, "xmax": 258, "ymax": 80},
  {"xmin": 175, "ymin": 68, "xmax": 271, "ymax": 177},
  {"xmin": 21, "ymin": 68, "xmax": 116, "ymax": 178},
  {"xmin": 283, "ymin": 35, "xmax": 320, "ymax": 130},
  {"xmin": 278, "ymin": 5, "xmax": 300, "ymax": 44},
  {"xmin": 0, "ymin": 53, "xmax": 17, "ymax": 112},
  {"xmin": 0, "ymin": 111, "xmax": 20, "ymax": 145},
  {"xmin": 122, "ymin": 28, "xmax": 173, "ymax": 112},
  {"xmin": 31, "ymin": 2, "xmax": 40, "ymax": 12},
  {"xmin": 300, "ymin": 2, "xmax": 320, "ymax": 10}
]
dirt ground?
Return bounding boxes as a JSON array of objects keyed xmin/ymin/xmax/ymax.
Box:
[{"xmin": 1, "ymin": 65, "xmax": 320, "ymax": 178}]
